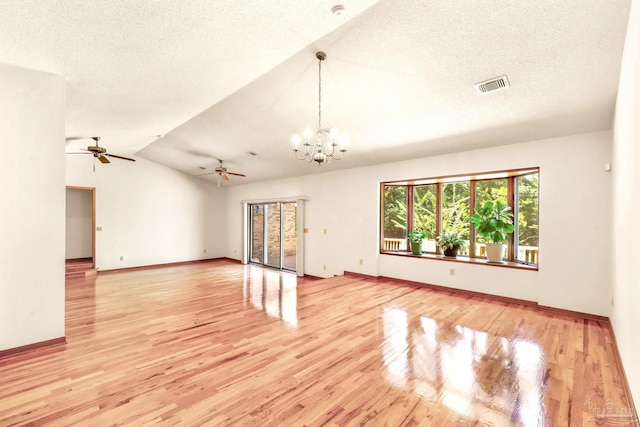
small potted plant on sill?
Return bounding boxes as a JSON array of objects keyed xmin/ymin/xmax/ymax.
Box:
[
  {"xmin": 469, "ymin": 200, "xmax": 515, "ymax": 263},
  {"xmin": 436, "ymin": 231, "xmax": 467, "ymax": 257},
  {"xmin": 407, "ymin": 229, "xmax": 427, "ymax": 255}
]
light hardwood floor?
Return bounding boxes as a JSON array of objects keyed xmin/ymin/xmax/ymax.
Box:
[{"xmin": 0, "ymin": 260, "xmax": 637, "ymax": 426}]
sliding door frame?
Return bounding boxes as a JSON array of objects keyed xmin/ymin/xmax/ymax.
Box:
[{"xmin": 241, "ymin": 196, "xmax": 307, "ymax": 277}]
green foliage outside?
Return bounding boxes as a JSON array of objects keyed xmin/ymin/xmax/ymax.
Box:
[
  {"xmin": 413, "ymin": 186, "xmax": 436, "ymax": 240},
  {"xmin": 517, "ymin": 174, "xmax": 539, "ymax": 246},
  {"xmin": 441, "ymin": 182, "xmax": 470, "ymax": 240},
  {"xmin": 383, "ymin": 186, "xmax": 407, "ymax": 239}
]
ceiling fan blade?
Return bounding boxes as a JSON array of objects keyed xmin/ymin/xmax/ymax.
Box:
[
  {"xmin": 222, "ymin": 174, "xmax": 230, "ymax": 181},
  {"xmin": 104, "ymin": 153, "xmax": 136, "ymax": 162},
  {"xmin": 226, "ymin": 172, "xmax": 246, "ymax": 177},
  {"xmin": 98, "ymin": 155, "xmax": 110, "ymax": 164},
  {"xmin": 196, "ymin": 172, "xmax": 216, "ymax": 176},
  {"xmin": 66, "ymin": 152, "xmax": 92, "ymax": 155}
]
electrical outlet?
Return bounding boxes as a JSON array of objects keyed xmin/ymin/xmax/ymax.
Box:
[
  {"xmin": 96, "ymin": 226, "xmax": 102, "ymax": 231},
  {"xmin": 449, "ymin": 268, "xmax": 455, "ymax": 276},
  {"xmin": 359, "ymin": 259, "xmax": 363, "ymax": 265},
  {"xmin": 120, "ymin": 256, "xmax": 124, "ymax": 261},
  {"xmin": 323, "ymin": 265, "xmax": 327, "ymax": 270},
  {"xmin": 203, "ymin": 249, "xmax": 206, "ymax": 254}
]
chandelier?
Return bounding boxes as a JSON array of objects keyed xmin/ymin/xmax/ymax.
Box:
[{"xmin": 292, "ymin": 51, "xmax": 347, "ymax": 165}]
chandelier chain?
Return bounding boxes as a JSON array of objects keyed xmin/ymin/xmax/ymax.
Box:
[{"xmin": 318, "ymin": 56, "xmax": 322, "ymax": 131}]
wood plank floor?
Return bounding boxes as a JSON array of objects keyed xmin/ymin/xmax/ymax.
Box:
[{"xmin": 0, "ymin": 260, "xmax": 637, "ymax": 426}]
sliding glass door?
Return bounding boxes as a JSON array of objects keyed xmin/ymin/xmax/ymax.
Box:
[{"xmin": 249, "ymin": 202, "xmax": 296, "ymax": 272}]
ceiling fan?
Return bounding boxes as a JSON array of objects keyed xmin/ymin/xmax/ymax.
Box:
[
  {"xmin": 198, "ymin": 159, "xmax": 246, "ymax": 187},
  {"xmin": 66, "ymin": 137, "xmax": 136, "ymax": 171}
]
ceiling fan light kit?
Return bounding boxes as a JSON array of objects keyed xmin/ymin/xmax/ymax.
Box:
[{"xmin": 292, "ymin": 51, "xmax": 347, "ymax": 165}]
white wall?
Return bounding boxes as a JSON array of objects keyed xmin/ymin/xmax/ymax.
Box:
[
  {"xmin": 0, "ymin": 64, "xmax": 66, "ymax": 351},
  {"xmin": 226, "ymin": 130, "xmax": 612, "ymax": 316},
  {"xmin": 66, "ymin": 155, "xmax": 226, "ymax": 271},
  {"xmin": 612, "ymin": 0, "xmax": 640, "ymax": 407},
  {"xmin": 65, "ymin": 188, "xmax": 93, "ymax": 259}
]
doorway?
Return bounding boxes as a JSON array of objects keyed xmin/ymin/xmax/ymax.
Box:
[
  {"xmin": 65, "ymin": 186, "xmax": 96, "ymax": 267},
  {"xmin": 249, "ymin": 202, "xmax": 297, "ymax": 272}
]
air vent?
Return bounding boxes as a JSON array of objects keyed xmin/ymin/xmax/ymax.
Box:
[{"xmin": 474, "ymin": 75, "xmax": 509, "ymax": 94}]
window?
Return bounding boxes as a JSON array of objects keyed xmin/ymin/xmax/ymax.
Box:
[
  {"xmin": 441, "ymin": 182, "xmax": 470, "ymax": 255},
  {"xmin": 515, "ymin": 173, "xmax": 539, "ymax": 264},
  {"xmin": 413, "ymin": 185, "xmax": 437, "ymax": 253},
  {"xmin": 380, "ymin": 168, "xmax": 539, "ymax": 266},
  {"xmin": 382, "ymin": 186, "xmax": 408, "ymax": 251},
  {"xmin": 474, "ymin": 178, "xmax": 508, "ymax": 258}
]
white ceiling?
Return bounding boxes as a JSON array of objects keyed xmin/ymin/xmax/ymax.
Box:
[{"xmin": 0, "ymin": 1, "xmax": 631, "ymax": 185}]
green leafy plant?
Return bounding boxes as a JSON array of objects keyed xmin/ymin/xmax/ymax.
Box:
[
  {"xmin": 407, "ymin": 229, "xmax": 427, "ymax": 243},
  {"xmin": 469, "ymin": 200, "xmax": 515, "ymax": 243},
  {"xmin": 436, "ymin": 231, "xmax": 467, "ymax": 250}
]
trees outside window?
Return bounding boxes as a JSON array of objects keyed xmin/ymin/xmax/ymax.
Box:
[
  {"xmin": 382, "ymin": 186, "xmax": 407, "ymax": 251},
  {"xmin": 413, "ymin": 185, "xmax": 437, "ymax": 252},
  {"xmin": 515, "ymin": 174, "xmax": 539, "ymax": 264}
]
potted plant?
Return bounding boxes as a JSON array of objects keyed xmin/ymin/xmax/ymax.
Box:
[
  {"xmin": 436, "ymin": 231, "xmax": 467, "ymax": 257},
  {"xmin": 407, "ymin": 229, "xmax": 427, "ymax": 255},
  {"xmin": 469, "ymin": 200, "xmax": 515, "ymax": 263}
]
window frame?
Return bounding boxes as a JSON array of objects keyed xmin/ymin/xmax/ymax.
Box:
[{"xmin": 380, "ymin": 167, "xmax": 539, "ymax": 269}]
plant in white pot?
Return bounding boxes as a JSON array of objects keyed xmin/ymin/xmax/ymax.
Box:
[
  {"xmin": 436, "ymin": 231, "xmax": 467, "ymax": 257},
  {"xmin": 407, "ymin": 229, "xmax": 427, "ymax": 255},
  {"xmin": 469, "ymin": 200, "xmax": 515, "ymax": 263}
]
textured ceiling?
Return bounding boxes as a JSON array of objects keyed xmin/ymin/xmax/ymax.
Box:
[{"xmin": 0, "ymin": 1, "xmax": 631, "ymax": 185}]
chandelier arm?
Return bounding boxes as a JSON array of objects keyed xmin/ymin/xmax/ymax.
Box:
[
  {"xmin": 293, "ymin": 150, "xmax": 309, "ymax": 161},
  {"xmin": 329, "ymin": 149, "xmax": 346, "ymax": 161}
]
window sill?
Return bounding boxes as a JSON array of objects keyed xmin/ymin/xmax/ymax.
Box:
[{"xmin": 380, "ymin": 251, "xmax": 538, "ymax": 271}]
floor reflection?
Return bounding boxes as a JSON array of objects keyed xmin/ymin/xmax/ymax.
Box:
[
  {"xmin": 382, "ymin": 307, "xmax": 546, "ymax": 426},
  {"xmin": 243, "ymin": 265, "xmax": 297, "ymax": 326}
]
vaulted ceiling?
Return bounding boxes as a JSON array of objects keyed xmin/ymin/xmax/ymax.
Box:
[{"xmin": 0, "ymin": 1, "xmax": 631, "ymax": 185}]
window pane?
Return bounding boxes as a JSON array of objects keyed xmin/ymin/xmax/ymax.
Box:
[
  {"xmin": 413, "ymin": 185, "xmax": 437, "ymax": 253},
  {"xmin": 250, "ymin": 204, "xmax": 264, "ymax": 264},
  {"xmin": 383, "ymin": 186, "xmax": 407, "ymax": 251},
  {"xmin": 515, "ymin": 173, "xmax": 539, "ymax": 264},
  {"xmin": 441, "ymin": 182, "xmax": 470, "ymax": 255},
  {"xmin": 474, "ymin": 179, "xmax": 508, "ymax": 257}
]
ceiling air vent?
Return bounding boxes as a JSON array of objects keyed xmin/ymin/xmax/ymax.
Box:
[{"xmin": 474, "ymin": 75, "xmax": 509, "ymax": 95}]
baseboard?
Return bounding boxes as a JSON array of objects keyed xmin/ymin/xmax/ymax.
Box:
[
  {"xmin": 0, "ymin": 337, "xmax": 66, "ymax": 358},
  {"xmin": 98, "ymin": 257, "xmax": 228, "ymax": 274},
  {"xmin": 536, "ymin": 304, "xmax": 608, "ymax": 322},
  {"xmin": 343, "ymin": 271, "xmax": 378, "ymax": 280},
  {"xmin": 343, "ymin": 270, "xmax": 607, "ymax": 321},
  {"xmin": 607, "ymin": 322, "xmax": 639, "ymax": 422}
]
